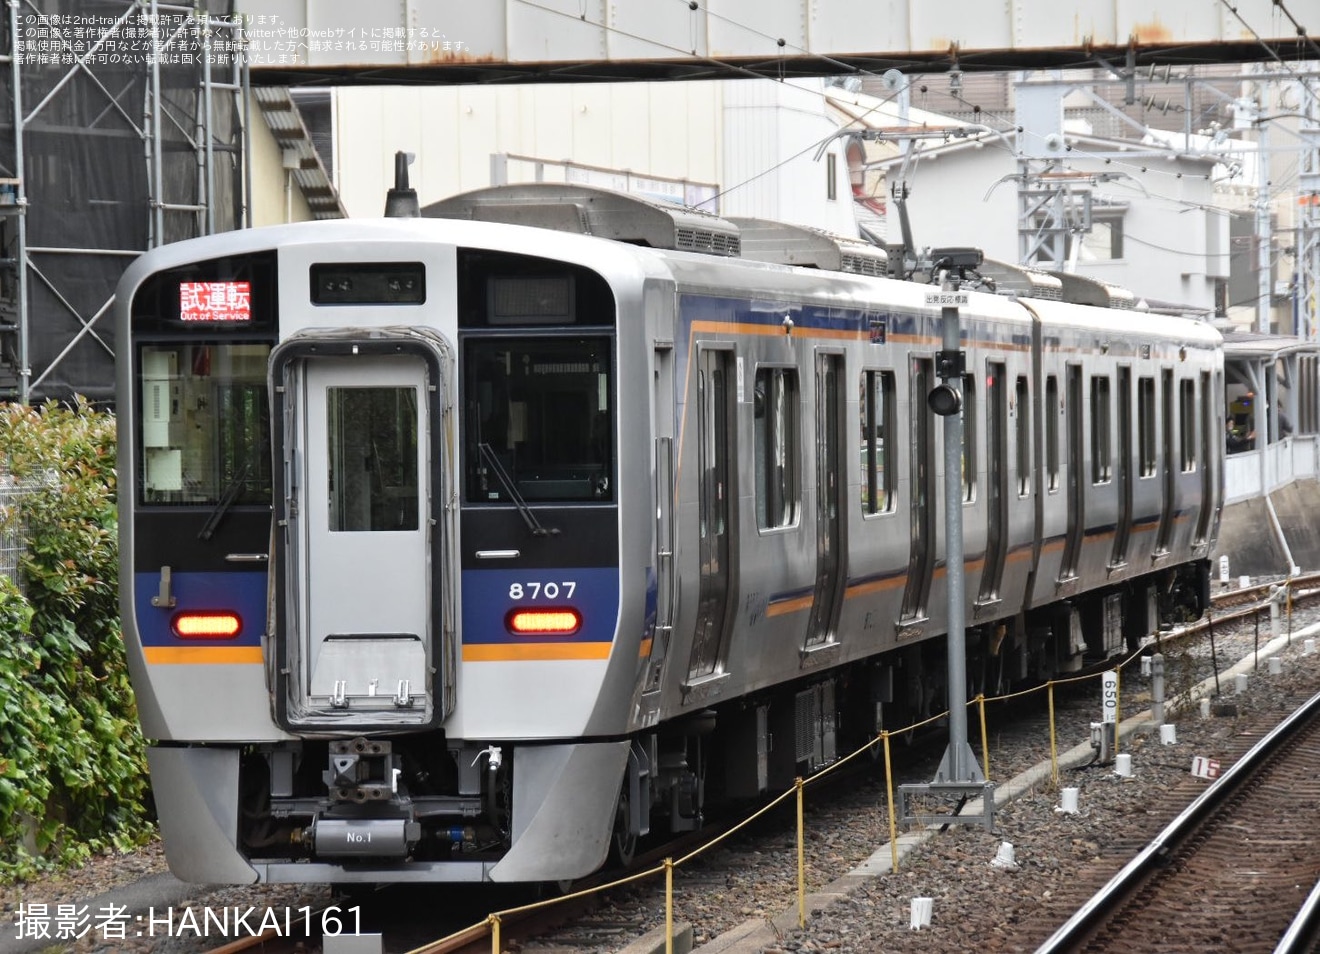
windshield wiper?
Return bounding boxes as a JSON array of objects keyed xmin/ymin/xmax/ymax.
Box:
[
  {"xmin": 477, "ymin": 443, "xmax": 559, "ymax": 537},
  {"xmin": 199, "ymin": 464, "xmax": 250, "ymax": 541}
]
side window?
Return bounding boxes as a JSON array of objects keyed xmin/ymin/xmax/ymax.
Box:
[
  {"xmin": 1045, "ymin": 374, "xmax": 1060, "ymax": 492},
  {"xmin": 1015, "ymin": 375, "xmax": 1030, "ymax": 497},
  {"xmin": 139, "ymin": 343, "xmax": 272, "ymax": 506},
  {"xmin": 1138, "ymin": 376, "xmax": 1156, "ymax": 477},
  {"xmin": 754, "ymin": 367, "xmax": 799, "ymax": 529},
  {"xmin": 1091, "ymin": 375, "xmax": 1112, "ymax": 484},
  {"xmin": 463, "ymin": 336, "xmax": 614, "ymax": 503},
  {"xmin": 860, "ymin": 369, "xmax": 896, "ymax": 515},
  {"xmin": 961, "ymin": 372, "xmax": 977, "ymax": 502},
  {"xmin": 328, "ymin": 386, "xmax": 419, "ymax": 532},
  {"xmin": 1180, "ymin": 379, "xmax": 1196, "ymax": 471}
]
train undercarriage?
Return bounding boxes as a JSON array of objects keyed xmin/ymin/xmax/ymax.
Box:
[{"xmin": 230, "ymin": 562, "xmax": 1208, "ymax": 881}]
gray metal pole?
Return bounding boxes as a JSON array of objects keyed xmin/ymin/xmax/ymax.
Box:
[
  {"xmin": 10, "ymin": 0, "xmax": 29, "ymax": 404},
  {"xmin": 933, "ymin": 272, "xmax": 982, "ymax": 786},
  {"xmin": 942, "ymin": 293, "xmax": 968, "ymax": 781},
  {"xmin": 1256, "ymin": 119, "xmax": 1272, "ymax": 334},
  {"xmin": 201, "ymin": 10, "xmax": 215, "ymax": 235},
  {"xmin": 239, "ymin": 16, "xmax": 253, "ymax": 230},
  {"xmin": 149, "ymin": 0, "xmax": 164, "ymax": 246}
]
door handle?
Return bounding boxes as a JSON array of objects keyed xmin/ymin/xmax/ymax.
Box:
[{"xmin": 151, "ymin": 566, "xmax": 177, "ymax": 608}]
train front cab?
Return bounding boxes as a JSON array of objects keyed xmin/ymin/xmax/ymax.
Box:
[
  {"xmin": 119, "ymin": 228, "xmax": 646, "ymax": 884},
  {"xmin": 262, "ymin": 244, "xmax": 634, "ymax": 884}
]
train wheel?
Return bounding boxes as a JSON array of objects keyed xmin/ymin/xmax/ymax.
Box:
[{"xmin": 610, "ymin": 784, "xmax": 637, "ymax": 867}]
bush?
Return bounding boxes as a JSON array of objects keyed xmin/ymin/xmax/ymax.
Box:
[{"xmin": 0, "ymin": 399, "xmax": 151, "ymax": 882}]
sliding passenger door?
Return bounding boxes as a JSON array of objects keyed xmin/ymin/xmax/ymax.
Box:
[
  {"xmin": 1111, "ymin": 366, "xmax": 1132, "ymax": 567},
  {"xmin": 1060, "ymin": 364, "xmax": 1084, "ymax": 582},
  {"xmin": 805, "ymin": 352, "xmax": 845, "ymax": 649},
  {"xmin": 1156, "ymin": 369, "xmax": 1176, "ymax": 553},
  {"xmin": 644, "ymin": 344, "xmax": 676, "ymax": 694},
  {"xmin": 901, "ymin": 357, "xmax": 936, "ymax": 623},
  {"xmin": 979, "ymin": 361, "xmax": 1007, "ymax": 604},
  {"xmin": 1194, "ymin": 371, "xmax": 1216, "ymax": 547},
  {"xmin": 688, "ymin": 347, "xmax": 735, "ymax": 682}
]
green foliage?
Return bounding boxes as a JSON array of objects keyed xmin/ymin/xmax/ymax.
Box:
[{"xmin": 0, "ymin": 399, "xmax": 151, "ymax": 883}]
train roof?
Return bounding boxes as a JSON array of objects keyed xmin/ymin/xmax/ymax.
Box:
[
  {"xmin": 1221, "ymin": 330, "xmax": 1320, "ymax": 360},
  {"xmin": 422, "ymin": 184, "xmax": 1214, "ymax": 321},
  {"xmin": 1018, "ymin": 293, "xmax": 1221, "ymax": 347},
  {"xmin": 726, "ymin": 217, "xmax": 889, "ymax": 276},
  {"xmin": 422, "ymin": 182, "xmax": 742, "ymax": 258},
  {"xmin": 116, "ymin": 186, "xmax": 1222, "ymax": 353}
]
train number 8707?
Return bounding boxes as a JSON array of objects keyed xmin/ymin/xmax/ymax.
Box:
[{"xmin": 508, "ymin": 581, "xmax": 579, "ymax": 600}]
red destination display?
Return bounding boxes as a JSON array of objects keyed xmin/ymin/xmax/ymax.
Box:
[{"xmin": 179, "ymin": 281, "xmax": 252, "ymax": 322}]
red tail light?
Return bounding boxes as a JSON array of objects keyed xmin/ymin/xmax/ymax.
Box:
[
  {"xmin": 506, "ymin": 608, "xmax": 581, "ymax": 636},
  {"xmin": 172, "ymin": 611, "xmax": 242, "ymax": 639}
]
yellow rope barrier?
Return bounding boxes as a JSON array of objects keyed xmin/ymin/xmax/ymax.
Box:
[
  {"xmin": 673, "ymin": 786, "xmax": 796, "ymax": 866},
  {"xmin": 883, "ymin": 730, "xmax": 899, "ymax": 872},
  {"xmin": 665, "ymin": 858, "xmax": 674, "ymax": 954},
  {"xmin": 407, "ymin": 651, "xmax": 1177, "ymax": 954},
  {"xmin": 796, "ymin": 777, "xmax": 807, "ymax": 928},
  {"xmin": 976, "ymin": 693, "xmax": 990, "ymax": 781},
  {"xmin": 1048, "ymin": 681, "xmax": 1058, "ymax": 789}
]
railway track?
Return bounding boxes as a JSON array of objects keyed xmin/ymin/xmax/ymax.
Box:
[
  {"xmin": 1198, "ymin": 572, "xmax": 1319, "ymax": 633},
  {"xmin": 196, "ymin": 580, "xmax": 1320, "ymax": 954},
  {"xmin": 1036, "ymin": 688, "xmax": 1320, "ymax": 954}
]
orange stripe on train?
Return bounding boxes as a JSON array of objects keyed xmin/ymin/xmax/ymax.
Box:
[
  {"xmin": 462, "ymin": 642, "xmax": 613, "ymax": 662},
  {"xmin": 144, "ymin": 646, "xmax": 264, "ymax": 665}
]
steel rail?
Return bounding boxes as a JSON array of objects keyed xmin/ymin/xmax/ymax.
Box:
[
  {"xmin": 1034, "ymin": 688, "xmax": 1320, "ymax": 953},
  {"xmin": 1273, "ymin": 873, "xmax": 1320, "ymax": 954}
]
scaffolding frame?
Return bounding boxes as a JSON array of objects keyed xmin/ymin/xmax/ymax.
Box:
[
  {"xmin": 0, "ymin": 0, "xmax": 249, "ymax": 404},
  {"xmin": 1299, "ymin": 83, "xmax": 1320, "ymax": 341}
]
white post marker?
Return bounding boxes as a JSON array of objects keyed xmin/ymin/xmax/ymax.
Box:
[
  {"xmin": 910, "ymin": 897, "xmax": 933, "ymax": 930},
  {"xmin": 1058, "ymin": 787, "xmax": 1080, "ymax": 814},
  {"xmin": 1101, "ymin": 670, "xmax": 1118, "ymax": 724},
  {"xmin": 1160, "ymin": 724, "xmax": 1177, "ymax": 745},
  {"xmin": 1115, "ymin": 753, "xmax": 1133, "ymax": 777}
]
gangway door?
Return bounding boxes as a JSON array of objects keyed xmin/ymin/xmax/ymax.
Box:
[{"xmin": 272, "ymin": 342, "xmax": 447, "ymax": 731}]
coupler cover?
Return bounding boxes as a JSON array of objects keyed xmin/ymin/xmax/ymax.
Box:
[{"xmin": 313, "ymin": 818, "xmax": 418, "ymax": 858}]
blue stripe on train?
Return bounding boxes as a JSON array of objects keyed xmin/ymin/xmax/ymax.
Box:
[
  {"xmin": 461, "ymin": 566, "xmax": 620, "ymax": 645},
  {"xmin": 133, "ymin": 571, "xmax": 266, "ymax": 647}
]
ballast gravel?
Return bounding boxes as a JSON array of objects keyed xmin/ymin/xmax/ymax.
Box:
[{"xmin": 2, "ymin": 588, "xmax": 1318, "ymax": 954}]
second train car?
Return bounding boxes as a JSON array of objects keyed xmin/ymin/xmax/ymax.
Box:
[{"xmin": 116, "ymin": 183, "xmax": 1222, "ymax": 884}]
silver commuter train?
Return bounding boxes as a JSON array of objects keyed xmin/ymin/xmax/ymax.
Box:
[{"xmin": 116, "ymin": 183, "xmax": 1222, "ymax": 885}]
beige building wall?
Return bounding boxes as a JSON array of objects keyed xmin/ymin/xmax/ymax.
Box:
[
  {"xmin": 328, "ymin": 78, "xmax": 855, "ymax": 237},
  {"xmin": 331, "ymin": 81, "xmax": 725, "ymax": 217},
  {"xmin": 248, "ymin": 104, "xmax": 314, "ymax": 227}
]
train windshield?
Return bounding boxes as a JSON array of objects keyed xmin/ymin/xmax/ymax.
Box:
[
  {"xmin": 136, "ymin": 342, "xmax": 272, "ymax": 506},
  {"xmin": 464, "ymin": 336, "xmax": 613, "ymax": 503}
]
